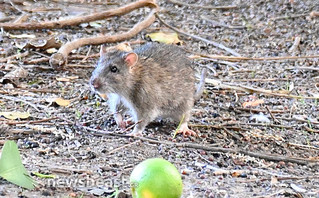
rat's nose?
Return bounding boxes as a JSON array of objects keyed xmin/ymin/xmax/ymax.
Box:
[{"xmin": 91, "ymin": 78, "xmax": 101, "ymax": 89}]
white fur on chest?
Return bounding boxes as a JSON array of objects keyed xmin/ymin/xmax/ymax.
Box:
[{"xmin": 107, "ymin": 93, "xmax": 138, "ymax": 122}]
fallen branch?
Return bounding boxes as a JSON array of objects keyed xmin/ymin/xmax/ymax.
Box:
[
  {"xmin": 0, "ymin": 0, "xmax": 157, "ymax": 30},
  {"xmin": 155, "ymin": 13, "xmax": 241, "ymax": 57},
  {"xmin": 81, "ymin": 126, "xmax": 319, "ymax": 165},
  {"xmin": 49, "ymin": 1, "xmax": 158, "ymax": 69}
]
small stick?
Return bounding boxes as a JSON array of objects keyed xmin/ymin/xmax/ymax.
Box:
[
  {"xmin": 265, "ymin": 106, "xmax": 280, "ymax": 124},
  {"xmin": 0, "ymin": 94, "xmax": 41, "ymax": 112},
  {"xmin": 155, "ymin": 13, "xmax": 241, "ymax": 57},
  {"xmin": 5, "ymin": 117, "xmax": 58, "ymax": 125},
  {"xmin": 192, "ymin": 53, "xmax": 319, "ymax": 62},
  {"xmin": 205, "ymin": 78, "xmax": 319, "ymax": 99},
  {"xmin": 201, "ymin": 15, "xmax": 246, "ymax": 29},
  {"xmin": 81, "ymin": 126, "xmax": 319, "ymax": 165},
  {"xmin": 271, "ymin": 13, "xmax": 309, "ymax": 21},
  {"xmin": 285, "ymin": 67, "xmax": 319, "ymax": 71}
]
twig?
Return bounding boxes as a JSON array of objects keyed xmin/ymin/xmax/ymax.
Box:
[
  {"xmin": 0, "ymin": 94, "xmax": 41, "ymax": 112},
  {"xmin": 271, "ymin": 13, "xmax": 309, "ymax": 21},
  {"xmin": 0, "ymin": 0, "xmax": 157, "ymax": 30},
  {"xmin": 167, "ymin": 0, "xmax": 240, "ymax": 10},
  {"xmin": 155, "ymin": 13, "xmax": 241, "ymax": 57},
  {"xmin": 49, "ymin": 1, "xmax": 158, "ymax": 69},
  {"xmin": 304, "ymin": 126, "xmax": 319, "ymax": 133},
  {"xmin": 285, "ymin": 67, "xmax": 319, "ymax": 71},
  {"xmin": 205, "ymin": 78, "xmax": 319, "ymax": 99},
  {"xmin": 192, "ymin": 53, "xmax": 319, "ymax": 62},
  {"xmin": 236, "ymin": 107, "xmax": 286, "ymax": 113},
  {"xmin": 81, "ymin": 126, "xmax": 319, "ymax": 165},
  {"xmin": 0, "ymin": 51, "xmax": 29, "ymax": 63},
  {"xmin": 201, "ymin": 15, "xmax": 246, "ymax": 29},
  {"xmin": 108, "ymin": 141, "xmax": 137, "ymax": 154},
  {"xmin": 5, "ymin": 117, "xmax": 58, "ymax": 125},
  {"xmin": 0, "ymin": 87, "xmax": 62, "ymax": 94},
  {"xmin": 224, "ymin": 78, "xmax": 290, "ymax": 82},
  {"xmin": 265, "ymin": 106, "xmax": 280, "ymax": 123},
  {"xmin": 7, "ymin": 0, "xmax": 24, "ymax": 14}
]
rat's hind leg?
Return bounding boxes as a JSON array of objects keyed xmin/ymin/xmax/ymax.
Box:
[
  {"xmin": 175, "ymin": 111, "xmax": 198, "ymax": 137},
  {"xmin": 128, "ymin": 110, "xmax": 159, "ymax": 136}
]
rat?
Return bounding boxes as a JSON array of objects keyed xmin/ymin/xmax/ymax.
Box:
[{"xmin": 90, "ymin": 42, "xmax": 206, "ymax": 136}]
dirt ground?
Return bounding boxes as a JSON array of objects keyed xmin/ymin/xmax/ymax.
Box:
[{"xmin": 1, "ymin": 0, "xmax": 319, "ymax": 197}]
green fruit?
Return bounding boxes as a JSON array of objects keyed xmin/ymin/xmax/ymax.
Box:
[{"xmin": 130, "ymin": 158, "xmax": 183, "ymax": 198}]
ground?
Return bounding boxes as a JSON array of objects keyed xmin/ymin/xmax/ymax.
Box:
[{"xmin": 0, "ymin": 0, "xmax": 319, "ymax": 197}]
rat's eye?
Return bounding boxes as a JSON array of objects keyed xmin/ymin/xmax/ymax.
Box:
[{"xmin": 110, "ymin": 65, "xmax": 118, "ymax": 73}]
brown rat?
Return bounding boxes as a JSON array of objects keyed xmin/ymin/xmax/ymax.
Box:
[{"xmin": 90, "ymin": 42, "xmax": 206, "ymax": 136}]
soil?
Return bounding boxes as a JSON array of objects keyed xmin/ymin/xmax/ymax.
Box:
[{"xmin": 1, "ymin": 0, "xmax": 319, "ymax": 197}]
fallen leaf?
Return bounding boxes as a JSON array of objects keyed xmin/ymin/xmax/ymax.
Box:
[
  {"xmin": 89, "ymin": 21, "xmax": 103, "ymax": 28},
  {"xmin": 55, "ymin": 98, "xmax": 71, "ymax": 106},
  {"xmin": 116, "ymin": 43, "xmax": 133, "ymax": 52},
  {"xmin": 0, "ymin": 112, "xmax": 30, "ymax": 120},
  {"xmin": 231, "ymin": 171, "xmax": 241, "ymax": 177},
  {"xmin": 15, "ymin": 37, "xmax": 62, "ymax": 50},
  {"xmin": 242, "ymin": 99, "xmax": 264, "ymax": 108},
  {"xmin": 46, "ymin": 48, "xmax": 57, "ymax": 54},
  {"xmin": 146, "ymin": 32, "xmax": 182, "ymax": 44},
  {"xmin": 0, "ymin": 67, "xmax": 28, "ymax": 87},
  {"xmin": 98, "ymin": 93, "xmax": 107, "ymax": 99},
  {"xmin": 0, "ymin": 141, "xmax": 35, "ymax": 189}
]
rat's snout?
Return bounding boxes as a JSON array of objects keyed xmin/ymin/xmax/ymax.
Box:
[{"xmin": 90, "ymin": 77, "xmax": 101, "ymax": 89}]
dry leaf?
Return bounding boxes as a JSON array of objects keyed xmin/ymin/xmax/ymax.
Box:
[
  {"xmin": 0, "ymin": 112, "xmax": 30, "ymax": 120},
  {"xmin": 116, "ymin": 43, "xmax": 133, "ymax": 52},
  {"xmin": 46, "ymin": 48, "xmax": 58, "ymax": 54},
  {"xmin": 0, "ymin": 67, "xmax": 28, "ymax": 87},
  {"xmin": 277, "ymin": 90, "xmax": 290, "ymax": 94},
  {"xmin": 16, "ymin": 37, "xmax": 62, "ymax": 50},
  {"xmin": 231, "ymin": 171, "xmax": 241, "ymax": 177},
  {"xmin": 55, "ymin": 98, "xmax": 71, "ymax": 106},
  {"xmin": 242, "ymin": 99, "xmax": 264, "ymax": 108},
  {"xmin": 98, "ymin": 93, "xmax": 107, "ymax": 99},
  {"xmin": 146, "ymin": 32, "xmax": 182, "ymax": 44}
]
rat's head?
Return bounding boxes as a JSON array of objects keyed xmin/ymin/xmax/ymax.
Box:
[{"xmin": 90, "ymin": 45, "xmax": 139, "ymax": 95}]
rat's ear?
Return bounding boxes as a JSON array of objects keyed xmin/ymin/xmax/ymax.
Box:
[
  {"xmin": 100, "ymin": 45, "xmax": 107, "ymax": 57},
  {"xmin": 124, "ymin": 52, "xmax": 138, "ymax": 68}
]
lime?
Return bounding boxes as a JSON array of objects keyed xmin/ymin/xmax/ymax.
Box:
[{"xmin": 130, "ymin": 158, "xmax": 183, "ymax": 198}]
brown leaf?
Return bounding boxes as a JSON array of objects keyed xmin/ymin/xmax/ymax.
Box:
[
  {"xmin": 0, "ymin": 67, "xmax": 28, "ymax": 87},
  {"xmin": 55, "ymin": 98, "xmax": 71, "ymax": 106},
  {"xmin": 242, "ymin": 99, "xmax": 264, "ymax": 108},
  {"xmin": 0, "ymin": 111, "xmax": 30, "ymax": 120},
  {"xmin": 146, "ymin": 32, "xmax": 182, "ymax": 44}
]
